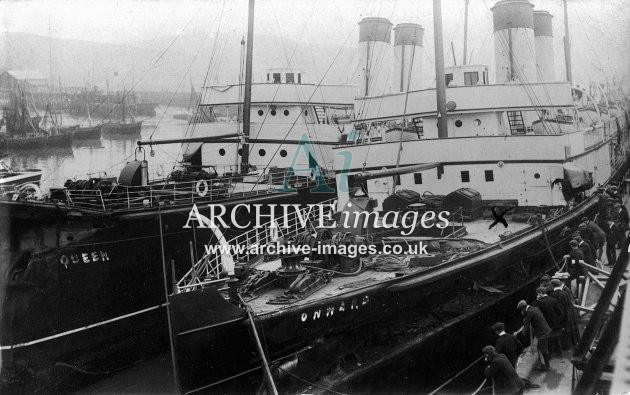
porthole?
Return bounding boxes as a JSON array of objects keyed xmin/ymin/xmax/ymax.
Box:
[
  {"xmin": 284, "ymin": 110, "xmax": 289, "ymax": 116},
  {"xmin": 238, "ymin": 149, "xmax": 242, "ymax": 156},
  {"xmin": 219, "ymin": 148, "xmax": 226, "ymax": 156},
  {"xmin": 455, "ymin": 120, "xmax": 463, "ymax": 127},
  {"xmin": 473, "ymin": 119, "xmax": 481, "ymax": 126},
  {"xmin": 271, "ymin": 109, "xmax": 277, "ymax": 116},
  {"xmin": 257, "ymin": 109, "xmax": 264, "ymax": 116},
  {"xmin": 259, "ymin": 149, "xmax": 266, "ymax": 157},
  {"xmin": 280, "ymin": 149, "xmax": 288, "ymax": 157},
  {"xmin": 534, "ymin": 173, "xmax": 541, "ymax": 179}
]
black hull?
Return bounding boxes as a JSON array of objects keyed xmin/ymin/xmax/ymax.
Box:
[
  {"xmin": 71, "ymin": 126, "xmax": 102, "ymax": 140},
  {"xmin": 101, "ymin": 121, "xmax": 142, "ymax": 136},
  {"xmin": 170, "ymin": 157, "xmax": 630, "ymax": 393},
  {"xmin": 0, "ymin": 134, "xmax": 72, "ymax": 150},
  {"xmin": 0, "ymin": 184, "xmax": 336, "ymax": 393}
]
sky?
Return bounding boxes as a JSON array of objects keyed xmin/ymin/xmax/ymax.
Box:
[{"xmin": 1, "ymin": 0, "xmax": 629, "ymax": 89}]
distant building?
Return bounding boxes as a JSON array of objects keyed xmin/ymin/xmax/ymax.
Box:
[{"xmin": 0, "ymin": 70, "xmax": 48, "ymax": 93}]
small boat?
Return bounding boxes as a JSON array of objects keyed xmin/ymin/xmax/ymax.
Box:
[
  {"xmin": 101, "ymin": 90, "xmax": 143, "ymax": 137},
  {"xmin": 0, "ymin": 161, "xmax": 42, "ymax": 193},
  {"xmin": 70, "ymin": 124, "xmax": 102, "ymax": 139},
  {"xmin": 0, "ymin": 91, "xmax": 72, "ymax": 150},
  {"xmin": 101, "ymin": 120, "xmax": 142, "ymax": 136}
]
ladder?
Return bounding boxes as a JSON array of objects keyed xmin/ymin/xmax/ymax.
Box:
[
  {"xmin": 507, "ymin": 111, "xmax": 526, "ymax": 135},
  {"xmin": 313, "ymin": 106, "xmax": 327, "ymax": 124}
]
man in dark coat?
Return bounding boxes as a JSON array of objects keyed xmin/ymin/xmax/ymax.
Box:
[
  {"xmin": 550, "ymin": 278, "xmax": 580, "ymax": 348},
  {"xmin": 492, "ymin": 322, "xmax": 524, "ymax": 368},
  {"xmin": 613, "ymin": 203, "xmax": 629, "ymax": 231},
  {"xmin": 605, "ymin": 220, "xmax": 624, "ymax": 266},
  {"xmin": 531, "ymin": 287, "xmax": 564, "ymax": 354},
  {"xmin": 574, "ymin": 234, "xmax": 596, "ymax": 266},
  {"xmin": 581, "ymin": 217, "xmax": 606, "ymax": 259},
  {"xmin": 482, "ymin": 346, "xmax": 525, "ymax": 395},
  {"xmin": 566, "ymin": 239, "xmax": 586, "ymax": 296},
  {"xmin": 515, "ymin": 300, "xmax": 552, "ymax": 371}
]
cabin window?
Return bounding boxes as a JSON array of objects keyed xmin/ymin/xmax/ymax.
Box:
[
  {"xmin": 286, "ymin": 73, "xmax": 295, "ymax": 84},
  {"xmin": 455, "ymin": 120, "xmax": 463, "ymax": 127},
  {"xmin": 461, "ymin": 170, "xmax": 470, "ymax": 183},
  {"xmin": 238, "ymin": 149, "xmax": 242, "ymax": 156},
  {"xmin": 267, "ymin": 73, "xmax": 270, "ymax": 82},
  {"xmin": 273, "ymin": 73, "xmax": 281, "ymax": 83},
  {"xmin": 464, "ymin": 72, "xmax": 479, "ymax": 86},
  {"xmin": 437, "ymin": 165, "xmax": 444, "ymax": 179},
  {"xmin": 219, "ymin": 148, "xmax": 226, "ymax": 156},
  {"xmin": 445, "ymin": 73, "xmax": 454, "ymax": 86},
  {"xmin": 482, "ymin": 71, "xmax": 487, "ymax": 85},
  {"xmin": 534, "ymin": 173, "xmax": 541, "ymax": 179},
  {"xmin": 271, "ymin": 109, "xmax": 277, "ymax": 116},
  {"xmin": 298, "ymin": 73, "xmax": 302, "ymax": 84},
  {"xmin": 484, "ymin": 170, "xmax": 494, "ymax": 182},
  {"xmin": 280, "ymin": 149, "xmax": 288, "ymax": 157},
  {"xmin": 258, "ymin": 109, "xmax": 264, "ymax": 116},
  {"xmin": 304, "ymin": 110, "xmax": 308, "ymax": 116},
  {"xmin": 259, "ymin": 149, "xmax": 266, "ymax": 156},
  {"xmin": 414, "ymin": 173, "xmax": 423, "ymax": 184},
  {"xmin": 474, "ymin": 119, "xmax": 481, "ymax": 126},
  {"xmin": 394, "ymin": 175, "xmax": 401, "ymax": 186},
  {"xmin": 284, "ymin": 110, "xmax": 289, "ymax": 116}
]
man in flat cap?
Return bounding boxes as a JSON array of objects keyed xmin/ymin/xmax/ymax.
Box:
[
  {"xmin": 532, "ymin": 287, "xmax": 563, "ymax": 355},
  {"xmin": 581, "ymin": 217, "xmax": 606, "ymax": 259},
  {"xmin": 550, "ymin": 278, "xmax": 580, "ymax": 348},
  {"xmin": 515, "ymin": 300, "xmax": 552, "ymax": 371},
  {"xmin": 482, "ymin": 345, "xmax": 525, "ymax": 395},
  {"xmin": 492, "ymin": 322, "xmax": 524, "ymax": 368},
  {"xmin": 565, "ymin": 239, "xmax": 586, "ymax": 298}
]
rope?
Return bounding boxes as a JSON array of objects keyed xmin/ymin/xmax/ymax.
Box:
[
  {"xmin": 427, "ymin": 355, "xmax": 485, "ymax": 395},
  {"xmin": 276, "ymin": 367, "xmax": 348, "ymax": 395},
  {"xmin": 471, "ymin": 378, "xmax": 488, "ymax": 395}
]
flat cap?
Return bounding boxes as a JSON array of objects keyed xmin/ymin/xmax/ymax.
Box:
[
  {"xmin": 491, "ymin": 322, "xmax": 505, "ymax": 332},
  {"xmin": 541, "ymin": 274, "xmax": 551, "ymax": 281},
  {"xmin": 482, "ymin": 345, "xmax": 495, "ymax": 354},
  {"xmin": 551, "ymin": 279, "xmax": 562, "ymax": 286},
  {"xmin": 569, "ymin": 239, "xmax": 578, "ymax": 247},
  {"xmin": 517, "ymin": 300, "xmax": 527, "ymax": 310},
  {"xmin": 581, "ymin": 217, "xmax": 589, "ymax": 222}
]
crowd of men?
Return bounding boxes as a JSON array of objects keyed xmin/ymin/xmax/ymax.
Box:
[{"xmin": 481, "ymin": 186, "xmax": 628, "ymax": 395}]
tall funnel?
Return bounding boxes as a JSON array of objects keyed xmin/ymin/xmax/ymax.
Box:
[
  {"xmin": 533, "ymin": 10, "xmax": 555, "ymax": 81},
  {"xmin": 393, "ymin": 23, "xmax": 424, "ymax": 92},
  {"xmin": 358, "ymin": 17, "xmax": 393, "ymax": 97},
  {"xmin": 491, "ymin": 0, "xmax": 536, "ymax": 84}
]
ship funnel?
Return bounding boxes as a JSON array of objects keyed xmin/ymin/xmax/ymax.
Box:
[
  {"xmin": 491, "ymin": 0, "xmax": 536, "ymax": 84},
  {"xmin": 358, "ymin": 17, "xmax": 393, "ymax": 97},
  {"xmin": 393, "ymin": 23, "xmax": 424, "ymax": 92},
  {"xmin": 533, "ymin": 10, "xmax": 555, "ymax": 81}
]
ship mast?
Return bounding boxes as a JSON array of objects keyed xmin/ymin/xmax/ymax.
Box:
[
  {"xmin": 433, "ymin": 0, "xmax": 448, "ymax": 138},
  {"xmin": 462, "ymin": 0, "xmax": 469, "ymax": 65},
  {"xmin": 240, "ymin": 0, "xmax": 255, "ymax": 174},
  {"xmin": 563, "ymin": 0, "xmax": 572, "ymax": 84}
]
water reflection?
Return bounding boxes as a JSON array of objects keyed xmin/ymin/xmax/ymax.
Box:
[{"xmin": 0, "ymin": 106, "xmax": 189, "ymax": 191}]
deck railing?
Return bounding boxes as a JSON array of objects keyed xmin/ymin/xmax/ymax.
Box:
[
  {"xmin": 176, "ymin": 198, "xmax": 337, "ymax": 293},
  {"xmin": 58, "ymin": 171, "xmax": 320, "ymax": 212}
]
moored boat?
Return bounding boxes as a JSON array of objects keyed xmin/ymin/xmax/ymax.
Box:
[
  {"xmin": 0, "ymin": 0, "xmax": 353, "ymax": 391},
  {"xmin": 166, "ymin": 1, "xmax": 630, "ymax": 393}
]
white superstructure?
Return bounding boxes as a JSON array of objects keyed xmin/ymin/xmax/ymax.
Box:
[{"xmin": 333, "ymin": 1, "xmax": 630, "ymax": 212}]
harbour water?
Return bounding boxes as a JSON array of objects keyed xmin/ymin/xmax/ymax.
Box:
[{"xmin": 1, "ymin": 107, "xmax": 191, "ymax": 192}]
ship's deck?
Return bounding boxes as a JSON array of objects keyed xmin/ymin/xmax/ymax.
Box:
[{"xmin": 246, "ymin": 216, "xmax": 534, "ymax": 316}]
